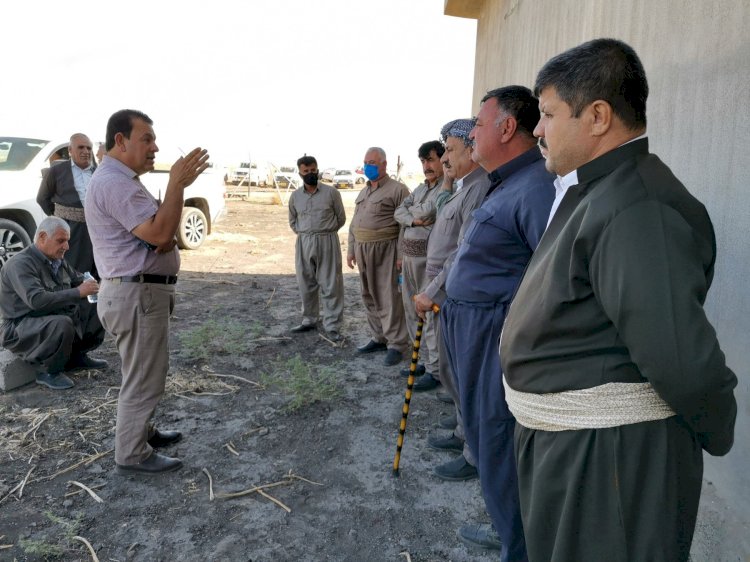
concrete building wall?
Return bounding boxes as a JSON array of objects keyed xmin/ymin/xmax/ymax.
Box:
[{"xmin": 445, "ymin": 0, "xmax": 750, "ymax": 559}]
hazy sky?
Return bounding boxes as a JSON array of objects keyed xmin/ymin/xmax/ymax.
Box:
[{"xmin": 2, "ymin": 0, "xmax": 477, "ymax": 172}]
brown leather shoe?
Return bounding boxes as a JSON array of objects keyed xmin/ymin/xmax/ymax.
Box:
[{"xmin": 116, "ymin": 452, "xmax": 183, "ymax": 475}]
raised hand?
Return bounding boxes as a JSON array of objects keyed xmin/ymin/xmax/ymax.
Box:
[{"xmin": 170, "ymin": 148, "xmax": 210, "ymax": 189}]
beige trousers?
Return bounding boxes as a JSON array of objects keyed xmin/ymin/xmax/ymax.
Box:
[
  {"xmin": 355, "ymin": 239, "xmax": 408, "ymax": 352},
  {"xmin": 98, "ymin": 280, "xmax": 174, "ymax": 465},
  {"xmin": 400, "ymin": 254, "xmax": 439, "ymax": 374},
  {"xmin": 295, "ymin": 232, "xmax": 344, "ymax": 332}
]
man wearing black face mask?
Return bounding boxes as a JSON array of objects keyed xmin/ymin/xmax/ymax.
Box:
[{"xmin": 288, "ymin": 155, "xmax": 347, "ymax": 341}]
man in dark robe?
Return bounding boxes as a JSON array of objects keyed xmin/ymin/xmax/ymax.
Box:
[
  {"xmin": 37, "ymin": 133, "xmax": 98, "ymax": 276},
  {"xmin": 500, "ymin": 38, "xmax": 738, "ymax": 562}
]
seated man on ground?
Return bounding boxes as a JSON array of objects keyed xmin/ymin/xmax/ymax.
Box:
[{"xmin": 0, "ymin": 216, "xmax": 107, "ymax": 390}]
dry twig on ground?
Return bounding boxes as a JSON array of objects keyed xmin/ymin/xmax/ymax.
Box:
[
  {"xmin": 72, "ymin": 535, "xmax": 100, "ymax": 562},
  {"xmin": 265, "ymin": 286, "xmax": 276, "ymax": 308},
  {"xmin": 67, "ymin": 481, "xmax": 104, "ymax": 503},
  {"xmin": 0, "ymin": 465, "xmax": 35, "ymax": 505},
  {"xmin": 75, "ymin": 399, "xmax": 118, "ymax": 419},
  {"xmin": 212, "ymin": 470, "xmax": 322, "ymax": 513},
  {"xmin": 202, "ymin": 468, "xmax": 215, "ymax": 501},
  {"xmin": 205, "ymin": 372, "xmax": 261, "ymax": 387},
  {"xmin": 30, "ymin": 449, "xmax": 113, "ymax": 484}
]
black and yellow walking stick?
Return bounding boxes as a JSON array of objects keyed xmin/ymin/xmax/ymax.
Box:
[{"xmin": 392, "ymin": 304, "xmax": 440, "ymax": 477}]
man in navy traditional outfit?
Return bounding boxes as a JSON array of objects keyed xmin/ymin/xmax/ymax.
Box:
[{"xmin": 441, "ymin": 85, "xmax": 554, "ymax": 561}]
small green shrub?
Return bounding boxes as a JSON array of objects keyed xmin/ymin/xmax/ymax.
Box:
[
  {"xmin": 179, "ymin": 318, "xmax": 252, "ymax": 360},
  {"xmin": 18, "ymin": 511, "xmax": 82, "ymax": 559},
  {"xmin": 260, "ymin": 354, "xmax": 342, "ymax": 412}
]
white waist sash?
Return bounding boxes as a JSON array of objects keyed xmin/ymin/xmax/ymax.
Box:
[{"xmin": 503, "ymin": 378, "xmax": 676, "ymax": 432}]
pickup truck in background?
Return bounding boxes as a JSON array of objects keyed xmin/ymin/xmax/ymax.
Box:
[
  {"xmin": 225, "ymin": 161, "xmax": 272, "ymax": 187},
  {"xmin": 0, "ymin": 136, "xmax": 225, "ymax": 268}
]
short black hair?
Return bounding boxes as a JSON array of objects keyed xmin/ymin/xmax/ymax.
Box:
[
  {"xmin": 418, "ymin": 140, "xmax": 444, "ymax": 160},
  {"xmin": 297, "ymin": 155, "xmax": 317, "ymax": 168},
  {"xmin": 105, "ymin": 109, "xmax": 152, "ymax": 151},
  {"xmin": 534, "ymin": 38, "xmax": 648, "ymax": 130},
  {"xmin": 480, "ymin": 86, "xmax": 539, "ymax": 139}
]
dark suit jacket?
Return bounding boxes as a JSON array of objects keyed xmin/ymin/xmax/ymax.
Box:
[{"xmin": 37, "ymin": 160, "xmax": 96, "ymax": 215}]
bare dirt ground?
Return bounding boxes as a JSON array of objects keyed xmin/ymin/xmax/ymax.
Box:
[{"xmin": 0, "ymin": 197, "xmax": 498, "ymax": 562}]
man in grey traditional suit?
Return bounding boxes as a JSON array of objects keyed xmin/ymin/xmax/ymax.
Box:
[
  {"xmin": 0, "ymin": 217, "xmax": 106, "ymax": 390},
  {"xmin": 414, "ymin": 118, "xmax": 494, "ymax": 546},
  {"xmin": 393, "ymin": 140, "xmax": 444, "ymax": 387},
  {"xmin": 37, "ymin": 133, "xmax": 97, "ymax": 276},
  {"xmin": 288, "ymin": 154, "xmax": 346, "ymax": 341}
]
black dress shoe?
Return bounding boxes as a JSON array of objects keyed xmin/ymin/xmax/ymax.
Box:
[
  {"xmin": 435, "ymin": 390, "xmax": 453, "ymax": 404},
  {"xmin": 383, "ymin": 348, "xmax": 404, "ymax": 366},
  {"xmin": 413, "ymin": 373, "xmax": 440, "ymax": 392},
  {"xmin": 438, "ymin": 414, "xmax": 457, "ymax": 430},
  {"xmin": 148, "ymin": 429, "xmax": 183, "ymax": 448},
  {"xmin": 36, "ymin": 372, "xmax": 74, "ymax": 390},
  {"xmin": 116, "ymin": 452, "xmax": 183, "ymax": 475},
  {"xmin": 428, "ymin": 432, "xmax": 463, "ymax": 451},
  {"xmin": 66, "ymin": 354, "xmax": 108, "ymax": 372},
  {"xmin": 290, "ymin": 323, "xmax": 316, "ymax": 333},
  {"xmin": 434, "ymin": 455, "xmax": 478, "ymax": 481},
  {"xmin": 357, "ymin": 340, "xmax": 388, "ymax": 354},
  {"xmin": 400, "ymin": 364, "xmax": 426, "ymax": 378},
  {"xmin": 325, "ymin": 331, "xmax": 342, "ymax": 342},
  {"xmin": 458, "ymin": 523, "xmax": 501, "ymax": 550}
]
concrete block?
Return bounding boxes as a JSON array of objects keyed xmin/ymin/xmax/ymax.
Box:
[{"xmin": 0, "ymin": 348, "xmax": 37, "ymax": 391}]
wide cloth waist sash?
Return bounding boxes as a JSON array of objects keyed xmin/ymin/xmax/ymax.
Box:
[
  {"xmin": 352, "ymin": 225, "xmax": 400, "ymax": 242},
  {"xmin": 54, "ymin": 203, "xmax": 85, "ymax": 223},
  {"xmin": 400, "ymin": 238, "xmax": 428, "ymax": 257},
  {"xmin": 503, "ymin": 378, "xmax": 676, "ymax": 432}
]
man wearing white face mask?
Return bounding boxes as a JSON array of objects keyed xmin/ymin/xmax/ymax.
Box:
[{"xmin": 347, "ymin": 146, "xmax": 410, "ymax": 367}]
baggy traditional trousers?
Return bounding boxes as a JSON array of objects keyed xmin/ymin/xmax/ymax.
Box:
[
  {"xmin": 1, "ymin": 300, "xmax": 103, "ymax": 373},
  {"xmin": 401, "ymin": 253, "xmax": 438, "ymax": 374},
  {"xmin": 515, "ymin": 418, "xmax": 702, "ymax": 562},
  {"xmin": 355, "ymin": 239, "xmax": 408, "ymax": 352},
  {"xmin": 442, "ymin": 298, "xmax": 527, "ymax": 562},
  {"xmin": 295, "ymin": 231, "xmax": 344, "ymax": 332},
  {"xmin": 65, "ymin": 219, "xmax": 97, "ymax": 278},
  {"xmin": 435, "ymin": 309, "xmax": 476, "ymax": 465}
]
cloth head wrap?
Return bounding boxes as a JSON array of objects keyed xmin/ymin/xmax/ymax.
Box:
[{"xmin": 440, "ymin": 118, "xmax": 475, "ymax": 146}]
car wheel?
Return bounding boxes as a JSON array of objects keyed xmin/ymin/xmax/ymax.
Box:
[
  {"xmin": 0, "ymin": 219, "xmax": 32, "ymax": 269},
  {"xmin": 177, "ymin": 207, "xmax": 207, "ymax": 250}
]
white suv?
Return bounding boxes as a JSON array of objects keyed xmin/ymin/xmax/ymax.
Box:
[
  {"xmin": 0, "ymin": 137, "xmax": 59, "ymax": 268},
  {"xmin": 0, "ymin": 136, "xmax": 226, "ymax": 267}
]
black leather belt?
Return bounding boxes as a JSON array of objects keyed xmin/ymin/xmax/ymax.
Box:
[{"xmin": 107, "ymin": 274, "xmax": 177, "ymax": 285}]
